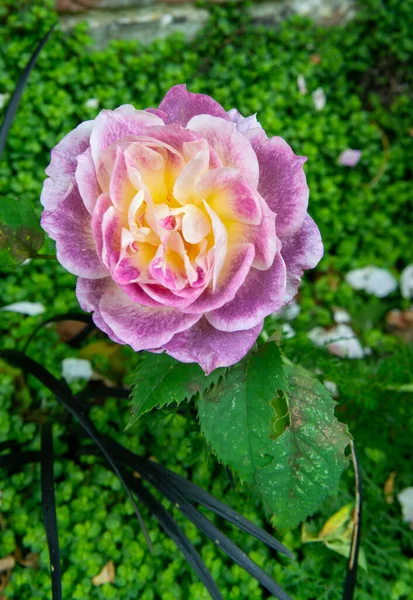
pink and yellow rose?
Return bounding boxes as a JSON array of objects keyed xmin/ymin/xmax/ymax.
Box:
[{"xmin": 41, "ymin": 85, "xmax": 322, "ymax": 373}]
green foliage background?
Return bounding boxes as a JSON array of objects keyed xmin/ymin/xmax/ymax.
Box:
[{"xmin": 1, "ymin": 0, "xmax": 413, "ymax": 598}]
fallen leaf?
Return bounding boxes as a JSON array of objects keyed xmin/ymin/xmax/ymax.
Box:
[
  {"xmin": 308, "ymin": 325, "xmax": 366, "ymax": 358},
  {"xmin": 386, "ymin": 308, "xmax": 413, "ymax": 343},
  {"xmin": 384, "ymin": 472, "xmax": 396, "ymax": 504},
  {"xmin": 345, "ymin": 266, "xmax": 397, "ymax": 298},
  {"xmin": 14, "ymin": 547, "xmax": 39, "ymax": 568},
  {"xmin": 0, "ymin": 556, "xmax": 14, "ymax": 573},
  {"xmin": 56, "ymin": 320, "xmax": 89, "ymax": 342},
  {"xmin": 310, "ymin": 54, "xmax": 321, "ymax": 64},
  {"xmin": 0, "ymin": 302, "xmax": 45, "ymax": 316},
  {"xmin": 92, "ymin": 561, "xmax": 115, "ymax": 586}
]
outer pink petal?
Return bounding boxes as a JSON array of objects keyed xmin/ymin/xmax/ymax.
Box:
[
  {"xmin": 41, "ymin": 120, "xmax": 93, "ymax": 212},
  {"xmin": 186, "ymin": 115, "xmax": 259, "ymax": 188},
  {"xmin": 158, "ymin": 84, "xmax": 230, "ymax": 127},
  {"xmin": 250, "ymin": 135, "xmax": 309, "ymax": 238},
  {"xmin": 41, "ymin": 186, "xmax": 108, "ymax": 279},
  {"xmin": 280, "ymin": 214, "xmax": 323, "ymax": 303},
  {"xmin": 76, "ymin": 277, "xmax": 124, "ymax": 344},
  {"xmin": 154, "ymin": 317, "xmax": 263, "ymax": 375},
  {"xmin": 75, "ymin": 147, "xmax": 99, "ymax": 215},
  {"xmin": 98, "ymin": 286, "xmax": 201, "ymax": 351},
  {"xmin": 182, "ymin": 244, "xmax": 255, "ymax": 314},
  {"xmin": 90, "ymin": 105, "xmax": 163, "ymax": 171},
  {"xmin": 229, "ymin": 203, "xmax": 277, "ymax": 270},
  {"xmin": 91, "ymin": 193, "xmax": 112, "ymax": 262},
  {"xmin": 205, "ymin": 252, "xmax": 286, "ymax": 332}
]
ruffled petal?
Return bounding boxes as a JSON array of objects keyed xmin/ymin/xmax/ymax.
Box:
[
  {"xmin": 75, "ymin": 147, "xmax": 99, "ymax": 215},
  {"xmin": 90, "ymin": 105, "xmax": 163, "ymax": 174},
  {"xmin": 182, "ymin": 244, "xmax": 255, "ymax": 314},
  {"xmin": 41, "ymin": 186, "xmax": 108, "ymax": 279},
  {"xmin": 154, "ymin": 317, "xmax": 263, "ymax": 374},
  {"xmin": 76, "ymin": 277, "xmax": 124, "ymax": 344},
  {"xmin": 250, "ymin": 135, "xmax": 309, "ymax": 238},
  {"xmin": 98, "ymin": 285, "xmax": 201, "ymax": 351},
  {"xmin": 187, "ymin": 115, "xmax": 259, "ymax": 187},
  {"xmin": 158, "ymin": 84, "xmax": 229, "ymax": 127},
  {"xmin": 41, "ymin": 120, "xmax": 93, "ymax": 211},
  {"xmin": 280, "ymin": 214, "xmax": 323, "ymax": 303},
  {"xmin": 227, "ymin": 108, "xmax": 265, "ymax": 135},
  {"xmin": 196, "ymin": 167, "xmax": 262, "ymax": 225},
  {"xmin": 205, "ymin": 252, "xmax": 286, "ymax": 332}
]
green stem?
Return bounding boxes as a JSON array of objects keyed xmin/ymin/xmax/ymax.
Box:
[{"xmin": 31, "ymin": 253, "xmax": 57, "ymax": 261}]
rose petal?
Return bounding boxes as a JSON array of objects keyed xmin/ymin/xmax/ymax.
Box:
[
  {"xmin": 154, "ymin": 317, "xmax": 263, "ymax": 374},
  {"xmin": 41, "ymin": 186, "xmax": 108, "ymax": 279},
  {"xmin": 41, "ymin": 120, "xmax": 93, "ymax": 212},
  {"xmin": 75, "ymin": 147, "xmax": 99, "ymax": 215},
  {"xmin": 196, "ymin": 167, "xmax": 262, "ymax": 226},
  {"xmin": 187, "ymin": 115, "xmax": 259, "ymax": 188},
  {"xmin": 158, "ymin": 84, "xmax": 229, "ymax": 127},
  {"xmin": 281, "ymin": 214, "xmax": 323, "ymax": 303},
  {"xmin": 250, "ymin": 135, "xmax": 309, "ymax": 238},
  {"xmin": 98, "ymin": 285, "xmax": 201, "ymax": 351},
  {"xmin": 205, "ymin": 252, "xmax": 286, "ymax": 332},
  {"xmin": 227, "ymin": 108, "xmax": 264, "ymax": 135},
  {"xmin": 182, "ymin": 243, "xmax": 255, "ymax": 314}
]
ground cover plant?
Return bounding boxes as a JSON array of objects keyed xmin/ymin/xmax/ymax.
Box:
[{"xmin": 1, "ymin": 1, "xmax": 413, "ymax": 599}]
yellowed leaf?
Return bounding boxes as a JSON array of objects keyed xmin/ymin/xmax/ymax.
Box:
[
  {"xmin": 0, "ymin": 556, "xmax": 15, "ymax": 573},
  {"xmin": 319, "ymin": 503, "xmax": 353, "ymax": 539},
  {"xmin": 384, "ymin": 471, "xmax": 396, "ymax": 504},
  {"xmin": 92, "ymin": 561, "xmax": 115, "ymax": 586}
]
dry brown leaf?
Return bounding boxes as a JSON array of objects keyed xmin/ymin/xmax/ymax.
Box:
[
  {"xmin": 14, "ymin": 547, "xmax": 39, "ymax": 568},
  {"xmin": 310, "ymin": 54, "xmax": 322, "ymax": 64},
  {"xmin": 386, "ymin": 309, "xmax": 413, "ymax": 342},
  {"xmin": 384, "ymin": 471, "xmax": 397, "ymax": 504},
  {"xmin": 56, "ymin": 320, "xmax": 88, "ymax": 342},
  {"xmin": 92, "ymin": 561, "xmax": 115, "ymax": 586},
  {"xmin": 0, "ymin": 556, "xmax": 15, "ymax": 573}
]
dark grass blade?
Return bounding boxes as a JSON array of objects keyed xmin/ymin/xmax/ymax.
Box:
[
  {"xmin": 23, "ymin": 312, "xmax": 93, "ymax": 353},
  {"xmin": 0, "ymin": 450, "xmax": 40, "ymax": 471},
  {"xmin": 147, "ymin": 459, "xmax": 293, "ymax": 558},
  {"xmin": 343, "ymin": 441, "xmax": 362, "ymax": 600},
  {"xmin": 0, "ymin": 350, "xmax": 152, "ymax": 551},
  {"xmin": 105, "ymin": 440, "xmax": 292, "ymax": 600},
  {"xmin": 74, "ymin": 383, "xmax": 130, "ymax": 404},
  {"xmin": 121, "ymin": 469, "xmax": 223, "ymax": 600},
  {"xmin": 40, "ymin": 423, "xmax": 62, "ymax": 600},
  {"xmin": 0, "ymin": 440, "xmax": 21, "ymax": 453},
  {"xmin": 0, "ymin": 24, "xmax": 56, "ymax": 160}
]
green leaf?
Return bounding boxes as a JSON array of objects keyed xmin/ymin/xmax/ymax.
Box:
[
  {"xmin": 198, "ymin": 343, "xmax": 350, "ymax": 529},
  {"xmin": 198, "ymin": 342, "xmax": 289, "ymax": 484},
  {"xmin": 0, "ymin": 197, "xmax": 44, "ymax": 268},
  {"xmin": 128, "ymin": 352, "xmax": 224, "ymax": 428}
]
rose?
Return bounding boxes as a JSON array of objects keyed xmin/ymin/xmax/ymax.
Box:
[{"xmin": 41, "ymin": 85, "xmax": 323, "ymax": 374}]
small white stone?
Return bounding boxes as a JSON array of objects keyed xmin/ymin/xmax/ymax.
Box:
[
  {"xmin": 397, "ymin": 487, "xmax": 413, "ymax": 529},
  {"xmin": 62, "ymin": 358, "xmax": 93, "ymax": 384},
  {"xmin": 324, "ymin": 380, "xmax": 338, "ymax": 397},
  {"xmin": 338, "ymin": 149, "xmax": 362, "ymax": 167},
  {"xmin": 297, "ymin": 74, "xmax": 307, "ymax": 95},
  {"xmin": 345, "ymin": 266, "xmax": 397, "ymax": 298},
  {"xmin": 400, "ymin": 265, "xmax": 413, "ymax": 299},
  {"xmin": 0, "ymin": 302, "xmax": 45, "ymax": 316},
  {"xmin": 0, "ymin": 93, "xmax": 9, "ymax": 110},
  {"xmin": 308, "ymin": 324, "xmax": 365, "ymax": 359},
  {"xmin": 282, "ymin": 323, "xmax": 296, "ymax": 339},
  {"xmin": 312, "ymin": 87, "xmax": 326, "ymax": 111},
  {"xmin": 333, "ymin": 308, "xmax": 351, "ymax": 324},
  {"xmin": 282, "ymin": 301, "xmax": 301, "ymax": 321},
  {"xmin": 85, "ymin": 98, "xmax": 99, "ymax": 109}
]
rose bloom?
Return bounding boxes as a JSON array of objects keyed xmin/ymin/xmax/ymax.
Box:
[{"xmin": 41, "ymin": 85, "xmax": 323, "ymax": 373}]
